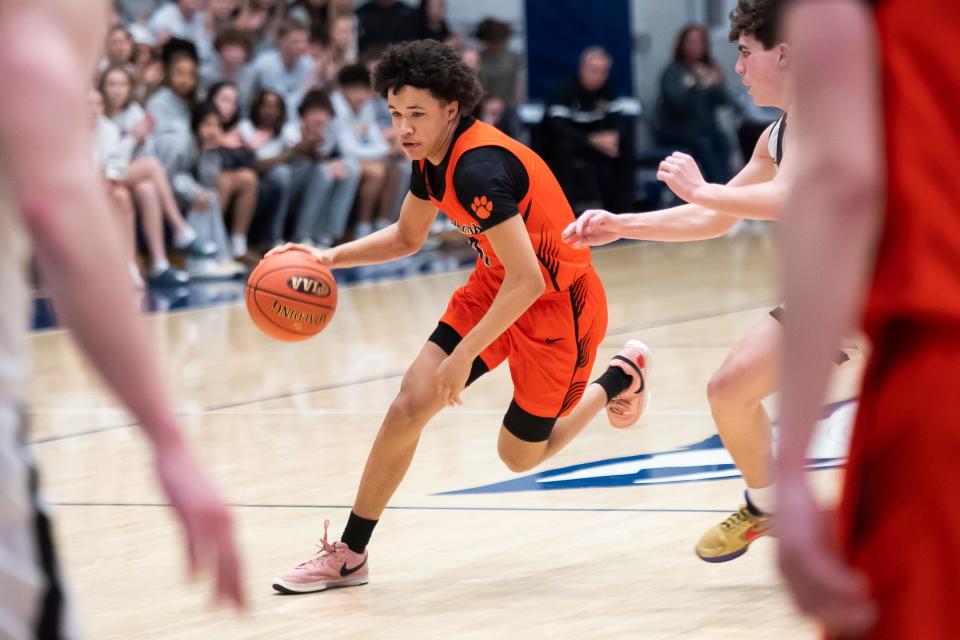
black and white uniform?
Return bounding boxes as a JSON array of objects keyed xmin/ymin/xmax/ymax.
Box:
[{"xmin": 0, "ymin": 180, "xmax": 81, "ymax": 639}]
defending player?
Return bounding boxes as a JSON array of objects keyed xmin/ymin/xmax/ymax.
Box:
[
  {"xmin": 0, "ymin": 1, "xmax": 244, "ymax": 636},
  {"xmin": 562, "ymin": 0, "xmax": 845, "ymax": 563},
  {"xmin": 270, "ymin": 40, "xmax": 651, "ymax": 594}
]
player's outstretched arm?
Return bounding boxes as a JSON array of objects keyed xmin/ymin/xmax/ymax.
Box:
[
  {"xmin": 276, "ymin": 192, "xmax": 438, "ymax": 269},
  {"xmin": 562, "ymin": 135, "xmax": 782, "ymax": 247},
  {"xmin": 0, "ymin": 7, "xmax": 244, "ymax": 609},
  {"xmin": 658, "ymin": 123, "xmax": 786, "ymax": 220},
  {"xmin": 562, "ymin": 204, "xmax": 739, "ymax": 247},
  {"xmin": 776, "ymin": 1, "xmax": 882, "ymax": 637}
]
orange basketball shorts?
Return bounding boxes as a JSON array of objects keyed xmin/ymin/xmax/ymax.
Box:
[{"xmin": 428, "ymin": 266, "xmax": 608, "ymax": 442}]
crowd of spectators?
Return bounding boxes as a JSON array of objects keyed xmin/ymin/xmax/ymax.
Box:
[
  {"xmin": 93, "ymin": 2, "xmax": 755, "ymax": 288},
  {"xmin": 95, "ymin": 0, "xmax": 477, "ymax": 287}
]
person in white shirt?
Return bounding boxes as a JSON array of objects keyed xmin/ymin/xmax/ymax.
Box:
[
  {"xmin": 241, "ymin": 89, "xmax": 359, "ymax": 247},
  {"xmin": 200, "ymin": 28, "xmax": 255, "ymax": 112},
  {"xmin": 91, "ymin": 89, "xmax": 191, "ymax": 287},
  {"xmin": 149, "ymin": 0, "xmax": 212, "ymax": 63},
  {"xmin": 249, "ymin": 18, "xmax": 316, "ymax": 124},
  {"xmin": 332, "ymin": 63, "xmax": 406, "ymax": 237},
  {"xmin": 100, "ymin": 64, "xmax": 216, "ymax": 261}
]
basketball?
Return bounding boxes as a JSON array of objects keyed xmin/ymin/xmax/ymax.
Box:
[{"xmin": 244, "ymin": 247, "xmax": 338, "ymax": 341}]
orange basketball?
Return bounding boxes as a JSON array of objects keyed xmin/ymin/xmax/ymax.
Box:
[{"xmin": 244, "ymin": 247, "xmax": 338, "ymax": 341}]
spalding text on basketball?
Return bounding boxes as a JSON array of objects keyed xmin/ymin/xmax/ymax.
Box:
[{"xmin": 287, "ymin": 276, "xmax": 332, "ymax": 297}]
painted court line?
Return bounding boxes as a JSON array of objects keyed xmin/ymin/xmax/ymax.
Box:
[{"xmin": 51, "ymin": 501, "xmax": 729, "ymax": 514}]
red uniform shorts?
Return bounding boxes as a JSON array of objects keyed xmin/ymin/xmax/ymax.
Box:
[{"xmin": 834, "ymin": 321, "xmax": 960, "ymax": 639}]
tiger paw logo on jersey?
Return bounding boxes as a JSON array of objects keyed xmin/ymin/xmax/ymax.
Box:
[{"xmin": 471, "ymin": 195, "xmax": 493, "ymax": 220}]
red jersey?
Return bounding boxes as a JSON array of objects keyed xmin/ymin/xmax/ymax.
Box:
[{"xmin": 863, "ymin": 0, "xmax": 960, "ymax": 335}]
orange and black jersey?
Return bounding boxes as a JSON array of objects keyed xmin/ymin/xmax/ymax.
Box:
[{"xmin": 410, "ymin": 116, "xmax": 592, "ymax": 292}]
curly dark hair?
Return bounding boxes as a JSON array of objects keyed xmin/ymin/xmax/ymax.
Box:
[
  {"xmin": 373, "ymin": 40, "xmax": 485, "ymax": 116},
  {"xmin": 728, "ymin": 0, "xmax": 784, "ymax": 50}
]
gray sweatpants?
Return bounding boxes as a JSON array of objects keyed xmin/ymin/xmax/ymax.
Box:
[{"xmin": 267, "ymin": 158, "xmax": 361, "ymax": 243}]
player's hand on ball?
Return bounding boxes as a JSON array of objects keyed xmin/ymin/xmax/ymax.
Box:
[
  {"xmin": 561, "ymin": 209, "xmax": 622, "ymax": 248},
  {"xmin": 657, "ymin": 152, "xmax": 707, "ymax": 203},
  {"xmin": 435, "ymin": 350, "xmax": 472, "ymax": 406},
  {"xmin": 153, "ymin": 438, "xmax": 246, "ymax": 609},
  {"xmin": 266, "ymin": 242, "xmax": 334, "ymax": 267}
]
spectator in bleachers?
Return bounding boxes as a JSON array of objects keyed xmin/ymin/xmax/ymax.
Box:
[
  {"xmin": 90, "ymin": 89, "xmax": 190, "ymax": 287},
  {"xmin": 132, "ymin": 41, "xmax": 165, "ymax": 101},
  {"xmin": 544, "ymin": 46, "xmax": 635, "ymax": 212},
  {"xmin": 202, "ymin": 83, "xmax": 259, "ymax": 258},
  {"xmin": 102, "ymin": 26, "xmax": 137, "ymax": 73},
  {"xmin": 147, "ymin": 41, "xmax": 200, "ymax": 173},
  {"xmin": 288, "ymin": 0, "xmax": 333, "ymax": 40},
  {"xmin": 165, "ymin": 102, "xmax": 247, "ymax": 276},
  {"xmin": 332, "ymin": 63, "xmax": 402, "ymax": 237},
  {"xmin": 239, "ymin": 90, "xmax": 298, "ymax": 246},
  {"xmin": 149, "ymin": 0, "xmax": 210, "ymax": 61},
  {"xmin": 417, "ymin": 0, "xmax": 451, "ymax": 42},
  {"xmin": 249, "ymin": 18, "xmax": 316, "ymax": 123},
  {"xmin": 235, "ymin": 0, "xmax": 285, "ymax": 56},
  {"xmin": 356, "ymin": 0, "xmax": 417, "ymax": 53},
  {"xmin": 255, "ymin": 90, "xmax": 360, "ymax": 247},
  {"xmin": 100, "ymin": 65, "xmax": 216, "ymax": 261},
  {"xmin": 201, "ymin": 29, "xmax": 255, "ymax": 108},
  {"xmin": 207, "ymin": 81, "xmax": 247, "ymax": 149},
  {"xmin": 327, "ymin": 12, "xmax": 358, "ymax": 80},
  {"xmin": 206, "ymin": 0, "xmax": 240, "ymax": 35},
  {"xmin": 307, "ymin": 32, "xmax": 336, "ymax": 90},
  {"xmin": 475, "ymin": 17, "xmax": 521, "ymax": 127},
  {"xmin": 654, "ymin": 24, "xmax": 732, "ymax": 184}
]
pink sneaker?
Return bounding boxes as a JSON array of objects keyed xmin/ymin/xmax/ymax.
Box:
[
  {"xmin": 606, "ymin": 340, "xmax": 651, "ymax": 429},
  {"xmin": 272, "ymin": 520, "xmax": 369, "ymax": 594}
]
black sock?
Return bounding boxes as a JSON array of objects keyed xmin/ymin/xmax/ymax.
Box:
[
  {"xmin": 592, "ymin": 366, "xmax": 634, "ymax": 403},
  {"xmin": 341, "ymin": 511, "xmax": 378, "ymax": 554}
]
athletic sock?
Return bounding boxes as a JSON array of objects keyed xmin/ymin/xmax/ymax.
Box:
[
  {"xmin": 341, "ymin": 511, "xmax": 378, "ymax": 554},
  {"xmin": 592, "ymin": 366, "xmax": 634, "ymax": 403},
  {"xmin": 745, "ymin": 484, "xmax": 775, "ymax": 516}
]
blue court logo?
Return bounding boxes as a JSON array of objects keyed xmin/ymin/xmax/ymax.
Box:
[{"xmin": 441, "ymin": 398, "xmax": 856, "ymax": 495}]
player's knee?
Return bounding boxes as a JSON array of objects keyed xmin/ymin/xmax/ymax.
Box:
[
  {"xmin": 707, "ymin": 363, "xmax": 761, "ymax": 410},
  {"xmin": 384, "ymin": 388, "xmax": 434, "ymax": 434},
  {"xmin": 497, "ymin": 446, "xmax": 538, "ymax": 473}
]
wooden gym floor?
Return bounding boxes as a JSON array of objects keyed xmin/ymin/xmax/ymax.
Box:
[{"xmin": 29, "ymin": 226, "xmax": 863, "ymax": 638}]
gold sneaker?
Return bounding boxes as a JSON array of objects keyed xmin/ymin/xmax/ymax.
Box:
[{"xmin": 696, "ymin": 495, "xmax": 772, "ymax": 563}]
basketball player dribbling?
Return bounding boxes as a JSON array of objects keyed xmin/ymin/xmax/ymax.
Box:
[
  {"xmin": 270, "ymin": 40, "xmax": 651, "ymax": 594},
  {"xmin": 562, "ymin": 0, "xmax": 840, "ymax": 563},
  {"xmin": 0, "ymin": 1, "xmax": 244, "ymax": 636},
  {"xmin": 778, "ymin": 0, "xmax": 960, "ymax": 637}
]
